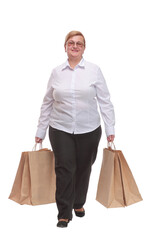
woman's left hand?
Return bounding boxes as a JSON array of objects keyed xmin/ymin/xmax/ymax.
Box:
[{"xmin": 107, "ymin": 135, "xmax": 115, "ymax": 142}]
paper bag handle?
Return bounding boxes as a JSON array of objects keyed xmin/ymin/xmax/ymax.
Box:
[
  {"xmin": 107, "ymin": 141, "xmax": 116, "ymax": 150},
  {"xmin": 32, "ymin": 143, "xmax": 43, "ymax": 151}
]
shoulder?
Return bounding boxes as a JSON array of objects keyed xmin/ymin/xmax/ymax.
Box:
[
  {"xmin": 50, "ymin": 61, "xmax": 66, "ymax": 76},
  {"xmin": 84, "ymin": 59, "xmax": 101, "ymax": 75},
  {"xmin": 52, "ymin": 62, "xmax": 65, "ymax": 72}
]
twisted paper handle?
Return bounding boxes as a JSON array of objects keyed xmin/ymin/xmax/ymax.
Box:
[
  {"xmin": 32, "ymin": 142, "xmax": 43, "ymax": 151},
  {"xmin": 107, "ymin": 141, "xmax": 116, "ymax": 150}
]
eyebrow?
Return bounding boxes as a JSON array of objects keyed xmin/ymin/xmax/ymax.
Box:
[{"xmin": 68, "ymin": 40, "xmax": 83, "ymax": 43}]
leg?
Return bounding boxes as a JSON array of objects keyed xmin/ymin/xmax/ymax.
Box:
[
  {"xmin": 73, "ymin": 126, "xmax": 102, "ymax": 209},
  {"xmin": 49, "ymin": 126, "xmax": 76, "ymax": 221}
]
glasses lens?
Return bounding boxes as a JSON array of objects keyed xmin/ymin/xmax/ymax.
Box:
[
  {"xmin": 68, "ymin": 41, "xmax": 74, "ymax": 46},
  {"xmin": 77, "ymin": 42, "xmax": 83, "ymax": 47}
]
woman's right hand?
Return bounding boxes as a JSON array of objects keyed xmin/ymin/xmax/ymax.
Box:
[{"xmin": 35, "ymin": 137, "xmax": 43, "ymax": 143}]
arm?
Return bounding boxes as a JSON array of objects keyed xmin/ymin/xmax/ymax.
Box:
[
  {"xmin": 35, "ymin": 72, "xmax": 54, "ymax": 142},
  {"xmin": 95, "ymin": 67, "xmax": 115, "ymax": 142}
]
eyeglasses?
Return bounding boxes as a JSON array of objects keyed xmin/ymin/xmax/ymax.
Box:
[{"xmin": 67, "ymin": 40, "xmax": 84, "ymax": 48}]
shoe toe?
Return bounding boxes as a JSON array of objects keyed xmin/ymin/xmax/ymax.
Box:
[
  {"xmin": 57, "ymin": 221, "xmax": 68, "ymax": 228},
  {"xmin": 74, "ymin": 209, "xmax": 85, "ymax": 217}
]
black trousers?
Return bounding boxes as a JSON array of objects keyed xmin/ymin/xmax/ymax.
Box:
[{"xmin": 49, "ymin": 125, "xmax": 102, "ymax": 220}]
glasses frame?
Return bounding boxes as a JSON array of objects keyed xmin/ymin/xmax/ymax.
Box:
[{"xmin": 67, "ymin": 40, "xmax": 84, "ymax": 48}]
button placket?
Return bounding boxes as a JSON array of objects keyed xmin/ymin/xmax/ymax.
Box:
[{"xmin": 71, "ymin": 69, "xmax": 76, "ymax": 133}]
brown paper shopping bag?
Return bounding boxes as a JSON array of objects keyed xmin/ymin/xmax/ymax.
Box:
[
  {"xmin": 116, "ymin": 150, "xmax": 143, "ymax": 206},
  {"xmin": 9, "ymin": 143, "xmax": 56, "ymax": 205},
  {"xmin": 96, "ymin": 146, "xmax": 125, "ymax": 208},
  {"xmin": 96, "ymin": 142, "xmax": 143, "ymax": 208}
]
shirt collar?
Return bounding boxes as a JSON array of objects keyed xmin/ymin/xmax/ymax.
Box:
[{"xmin": 61, "ymin": 57, "xmax": 85, "ymax": 70}]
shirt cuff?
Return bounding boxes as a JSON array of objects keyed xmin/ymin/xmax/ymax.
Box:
[
  {"xmin": 105, "ymin": 126, "xmax": 115, "ymax": 137},
  {"xmin": 35, "ymin": 128, "xmax": 47, "ymax": 140}
]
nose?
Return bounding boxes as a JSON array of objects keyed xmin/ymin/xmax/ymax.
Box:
[{"xmin": 73, "ymin": 42, "xmax": 78, "ymax": 48}]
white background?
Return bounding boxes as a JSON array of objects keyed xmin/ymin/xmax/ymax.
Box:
[{"xmin": 0, "ymin": 0, "xmax": 160, "ymax": 239}]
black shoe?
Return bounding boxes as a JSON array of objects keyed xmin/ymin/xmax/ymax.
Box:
[
  {"xmin": 57, "ymin": 220, "xmax": 69, "ymax": 228},
  {"xmin": 74, "ymin": 209, "xmax": 85, "ymax": 217}
]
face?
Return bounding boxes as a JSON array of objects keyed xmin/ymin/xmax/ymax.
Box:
[{"xmin": 65, "ymin": 35, "xmax": 85, "ymax": 60}]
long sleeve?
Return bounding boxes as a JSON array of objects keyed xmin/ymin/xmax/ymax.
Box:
[
  {"xmin": 95, "ymin": 67, "xmax": 115, "ymax": 137},
  {"xmin": 35, "ymin": 72, "xmax": 54, "ymax": 139}
]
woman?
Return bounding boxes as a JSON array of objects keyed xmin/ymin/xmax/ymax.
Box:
[{"xmin": 35, "ymin": 30, "xmax": 115, "ymax": 228}]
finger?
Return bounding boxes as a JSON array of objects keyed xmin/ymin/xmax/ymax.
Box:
[{"xmin": 35, "ymin": 138, "xmax": 41, "ymax": 143}]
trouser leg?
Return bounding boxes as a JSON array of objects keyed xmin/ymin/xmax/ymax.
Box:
[
  {"xmin": 49, "ymin": 126, "xmax": 76, "ymax": 220},
  {"xmin": 73, "ymin": 125, "xmax": 102, "ymax": 209}
]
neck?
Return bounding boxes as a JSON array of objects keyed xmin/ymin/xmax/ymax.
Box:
[{"xmin": 68, "ymin": 57, "xmax": 82, "ymax": 69}]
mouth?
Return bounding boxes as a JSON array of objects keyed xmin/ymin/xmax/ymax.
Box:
[{"xmin": 72, "ymin": 49, "xmax": 79, "ymax": 52}]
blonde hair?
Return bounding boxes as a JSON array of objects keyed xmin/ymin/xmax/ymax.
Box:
[{"xmin": 64, "ymin": 30, "xmax": 86, "ymax": 47}]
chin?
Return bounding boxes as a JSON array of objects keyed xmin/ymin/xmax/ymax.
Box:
[
  {"xmin": 71, "ymin": 53, "xmax": 80, "ymax": 57},
  {"xmin": 71, "ymin": 51, "xmax": 79, "ymax": 54}
]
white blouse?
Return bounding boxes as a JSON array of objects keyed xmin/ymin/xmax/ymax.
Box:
[{"xmin": 36, "ymin": 58, "xmax": 115, "ymax": 139}]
